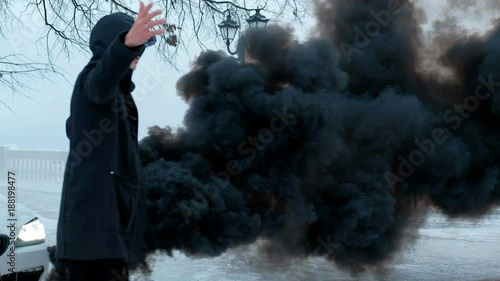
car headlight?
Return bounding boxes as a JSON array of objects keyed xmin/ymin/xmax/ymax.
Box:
[{"xmin": 16, "ymin": 218, "xmax": 46, "ymax": 247}]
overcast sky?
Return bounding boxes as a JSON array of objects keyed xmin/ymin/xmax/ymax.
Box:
[
  {"xmin": 0, "ymin": 1, "xmax": 496, "ymax": 150},
  {"xmin": 0, "ymin": 2, "xmax": 317, "ymax": 150}
]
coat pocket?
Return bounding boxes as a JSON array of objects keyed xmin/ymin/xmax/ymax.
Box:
[{"xmin": 112, "ymin": 171, "xmax": 141, "ymax": 233}]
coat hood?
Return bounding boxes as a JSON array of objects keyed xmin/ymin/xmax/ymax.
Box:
[
  {"xmin": 89, "ymin": 12, "xmax": 144, "ymax": 59},
  {"xmin": 89, "ymin": 12, "xmax": 140, "ymax": 91}
]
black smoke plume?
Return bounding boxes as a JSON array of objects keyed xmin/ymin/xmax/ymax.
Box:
[
  {"xmin": 135, "ymin": 1, "xmax": 500, "ymax": 275},
  {"xmin": 136, "ymin": 0, "xmax": 500, "ymax": 273},
  {"xmin": 313, "ymin": 0, "xmax": 426, "ymax": 98},
  {"xmin": 46, "ymin": 0, "xmax": 500, "ymax": 278},
  {"xmin": 312, "ymin": 0, "xmax": 500, "ymax": 215}
]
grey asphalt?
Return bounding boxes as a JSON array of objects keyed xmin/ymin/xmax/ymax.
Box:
[{"xmin": 8, "ymin": 180, "xmax": 500, "ymax": 281}]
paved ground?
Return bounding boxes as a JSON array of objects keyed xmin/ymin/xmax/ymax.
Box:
[{"xmin": 5, "ymin": 180, "xmax": 500, "ymax": 281}]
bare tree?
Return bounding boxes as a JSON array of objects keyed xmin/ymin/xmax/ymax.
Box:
[
  {"xmin": 0, "ymin": 0, "xmax": 64, "ymax": 109},
  {"xmin": 0, "ymin": 0, "xmax": 305, "ymax": 108},
  {"xmin": 2, "ymin": 0, "xmax": 307, "ymax": 68},
  {"xmin": 0, "ymin": 54, "xmax": 64, "ymax": 111}
]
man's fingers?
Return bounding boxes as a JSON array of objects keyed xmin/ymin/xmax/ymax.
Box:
[
  {"xmin": 150, "ymin": 29, "xmax": 166, "ymax": 37},
  {"xmin": 142, "ymin": 2, "xmax": 154, "ymax": 18},
  {"xmin": 147, "ymin": 19, "xmax": 167, "ymax": 29},
  {"xmin": 130, "ymin": 2, "xmax": 166, "ymax": 45},
  {"xmin": 138, "ymin": 1, "xmax": 144, "ymax": 16},
  {"xmin": 145, "ymin": 9, "xmax": 163, "ymax": 22},
  {"xmin": 138, "ymin": 1, "xmax": 149, "ymax": 18}
]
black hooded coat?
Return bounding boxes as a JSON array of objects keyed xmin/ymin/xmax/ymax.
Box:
[{"xmin": 56, "ymin": 12, "xmax": 148, "ymax": 265}]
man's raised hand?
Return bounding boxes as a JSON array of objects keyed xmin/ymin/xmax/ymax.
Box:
[{"xmin": 124, "ymin": 1, "xmax": 166, "ymax": 48}]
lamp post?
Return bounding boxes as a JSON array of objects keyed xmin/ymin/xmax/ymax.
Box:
[
  {"xmin": 246, "ymin": 9, "xmax": 270, "ymax": 28},
  {"xmin": 218, "ymin": 14, "xmax": 241, "ymax": 56},
  {"xmin": 218, "ymin": 9, "xmax": 270, "ymax": 62}
]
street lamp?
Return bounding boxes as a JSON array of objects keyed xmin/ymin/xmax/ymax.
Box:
[
  {"xmin": 218, "ymin": 9, "xmax": 270, "ymax": 61},
  {"xmin": 218, "ymin": 14, "xmax": 241, "ymax": 55},
  {"xmin": 246, "ymin": 9, "xmax": 270, "ymax": 28}
]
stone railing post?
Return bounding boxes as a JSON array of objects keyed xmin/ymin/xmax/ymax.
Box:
[{"xmin": 0, "ymin": 146, "xmax": 6, "ymax": 179}]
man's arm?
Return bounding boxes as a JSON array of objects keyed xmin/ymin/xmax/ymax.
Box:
[
  {"xmin": 85, "ymin": 32, "xmax": 145, "ymax": 105},
  {"xmin": 85, "ymin": 1, "xmax": 166, "ymax": 105}
]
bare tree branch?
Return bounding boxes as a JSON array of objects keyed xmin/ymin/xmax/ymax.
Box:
[
  {"xmin": 2, "ymin": 0, "xmax": 306, "ymax": 67},
  {"xmin": 0, "ymin": 54, "xmax": 66, "ymax": 109},
  {"xmin": 0, "ymin": 0, "xmax": 306, "ymax": 108}
]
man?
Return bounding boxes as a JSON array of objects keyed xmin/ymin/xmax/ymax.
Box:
[{"xmin": 54, "ymin": 2, "xmax": 166, "ymax": 280}]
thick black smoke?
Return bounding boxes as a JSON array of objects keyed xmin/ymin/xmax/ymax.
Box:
[
  {"xmin": 45, "ymin": 1, "xmax": 500, "ymax": 279},
  {"xmin": 138, "ymin": 24, "xmax": 432, "ymax": 272},
  {"xmin": 313, "ymin": 0, "xmax": 500, "ymax": 214},
  {"xmin": 313, "ymin": 0, "xmax": 426, "ymax": 99},
  {"xmin": 128, "ymin": 0, "xmax": 500, "ymax": 276}
]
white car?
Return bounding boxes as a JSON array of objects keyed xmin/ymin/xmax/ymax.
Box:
[{"xmin": 0, "ymin": 193, "xmax": 50, "ymax": 281}]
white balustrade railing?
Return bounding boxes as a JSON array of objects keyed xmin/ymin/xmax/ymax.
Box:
[{"xmin": 0, "ymin": 145, "xmax": 69, "ymax": 182}]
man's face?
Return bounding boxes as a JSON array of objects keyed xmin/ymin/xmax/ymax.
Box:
[{"xmin": 130, "ymin": 56, "xmax": 140, "ymax": 70}]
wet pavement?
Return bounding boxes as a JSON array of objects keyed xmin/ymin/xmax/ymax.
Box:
[{"xmin": 10, "ymin": 181, "xmax": 500, "ymax": 281}]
